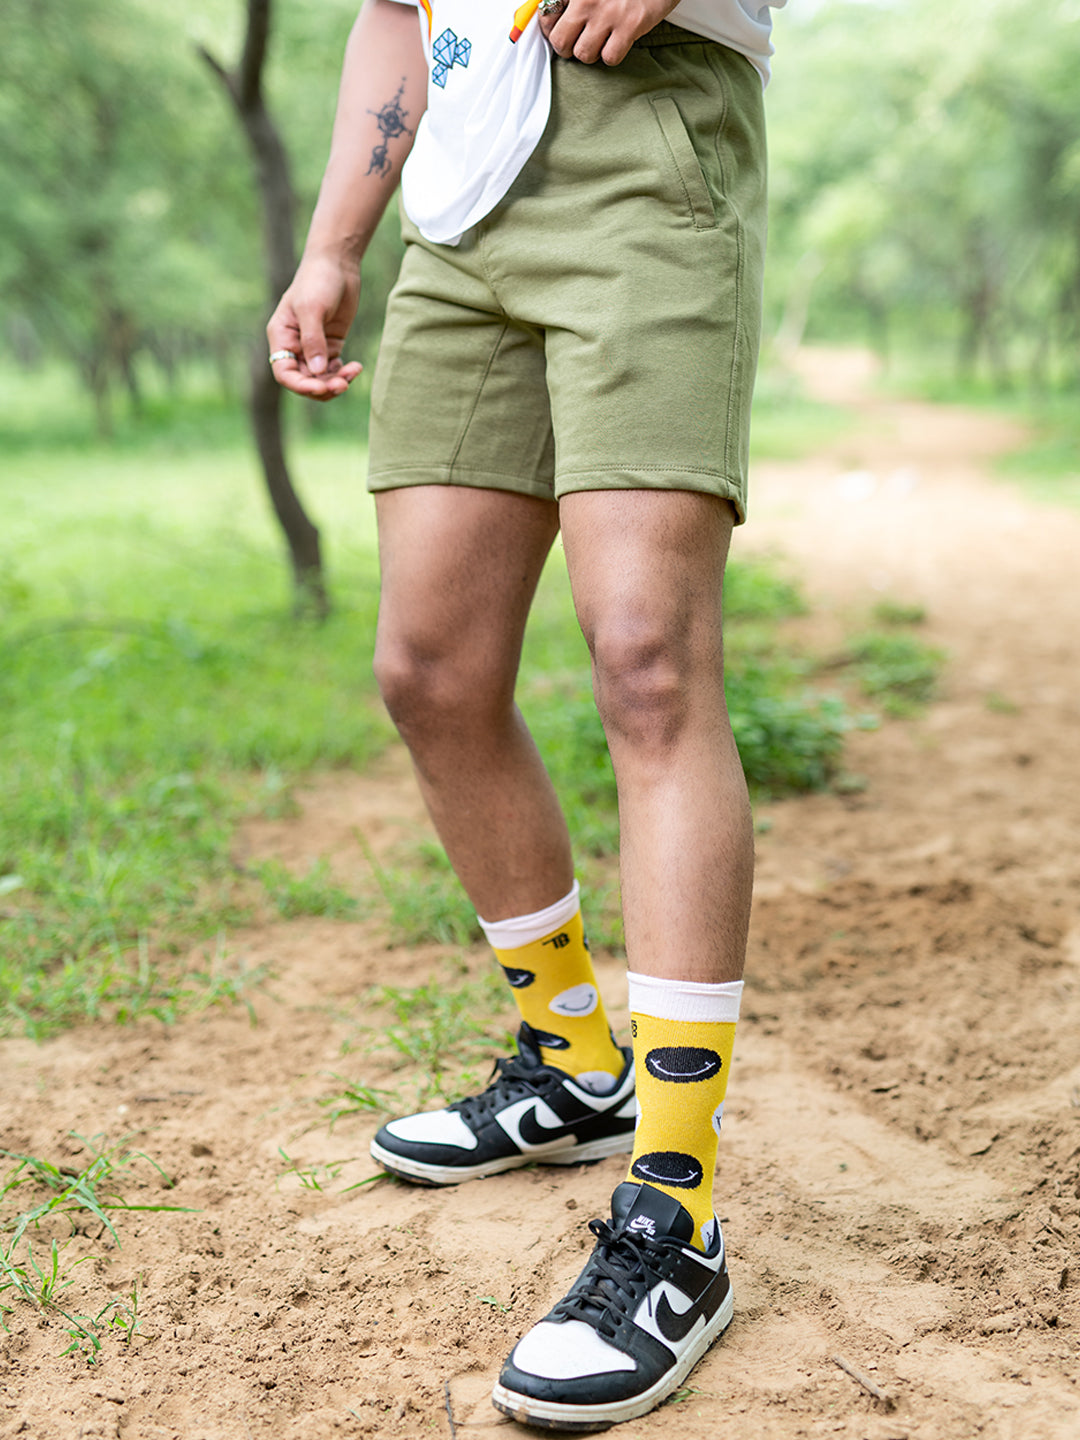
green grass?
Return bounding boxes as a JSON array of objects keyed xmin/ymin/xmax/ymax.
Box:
[
  {"xmin": 0, "ymin": 360, "xmax": 369, "ymax": 456},
  {"xmin": 726, "ymin": 678, "xmax": 865, "ymax": 792},
  {"xmin": 845, "ymin": 631, "xmax": 946, "ymax": 716},
  {"xmin": 1, "ymin": 437, "xmax": 391, "ymax": 1036},
  {"xmin": 995, "ymin": 399, "xmax": 1080, "ymax": 509},
  {"xmin": 310, "ymin": 964, "xmax": 522, "ymax": 1137},
  {"xmin": 256, "ymin": 858, "xmax": 362, "ymax": 921},
  {"xmin": 984, "ymin": 690, "xmax": 1020, "ymax": 716},
  {"xmin": 373, "ymin": 967, "xmax": 515, "ymax": 1103},
  {"xmin": 3, "ymin": 402, "xmax": 890, "ymax": 1036},
  {"xmin": 871, "ymin": 597, "xmax": 927, "ymax": 628},
  {"xmin": 362, "ymin": 838, "xmax": 481, "ymax": 947},
  {"xmin": 725, "ymin": 559, "xmax": 808, "ymax": 621},
  {"xmin": 275, "ymin": 1148, "xmax": 368, "ymax": 1194},
  {"xmin": 880, "ymin": 361, "xmax": 1080, "ymax": 511},
  {"xmin": 0, "ymin": 358, "xmax": 849, "ymax": 464},
  {"xmin": 315, "ymin": 1075, "xmax": 394, "ymax": 1131}
]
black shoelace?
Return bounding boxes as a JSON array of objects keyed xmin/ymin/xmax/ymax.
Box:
[
  {"xmin": 448, "ymin": 1052, "xmax": 550, "ymax": 1125},
  {"xmin": 551, "ymin": 1219, "xmax": 672, "ymax": 1341}
]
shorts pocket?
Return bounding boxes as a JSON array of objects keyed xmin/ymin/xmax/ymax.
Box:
[{"xmin": 649, "ymin": 95, "xmax": 717, "ymax": 230}]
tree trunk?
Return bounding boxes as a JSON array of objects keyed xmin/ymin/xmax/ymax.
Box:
[
  {"xmin": 200, "ymin": 0, "xmax": 328, "ymax": 619},
  {"xmin": 250, "ymin": 345, "xmax": 328, "ymax": 615},
  {"xmin": 957, "ymin": 278, "xmax": 989, "ymax": 384},
  {"xmin": 83, "ymin": 351, "xmax": 113, "ymax": 440},
  {"xmin": 111, "ymin": 308, "xmax": 142, "ymax": 414},
  {"xmin": 774, "ymin": 250, "xmax": 824, "ymax": 367}
]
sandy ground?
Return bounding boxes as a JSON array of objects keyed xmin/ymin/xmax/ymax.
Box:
[{"xmin": 2, "ymin": 350, "xmax": 1079, "ymax": 1438}]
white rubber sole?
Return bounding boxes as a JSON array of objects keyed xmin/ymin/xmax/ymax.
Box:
[
  {"xmin": 369, "ymin": 1130, "xmax": 634, "ymax": 1187},
  {"xmin": 490, "ymin": 1287, "xmax": 734, "ymax": 1432}
]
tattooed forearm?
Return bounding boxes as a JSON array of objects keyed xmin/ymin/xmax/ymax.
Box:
[{"xmin": 367, "ymin": 79, "xmax": 414, "ymax": 177}]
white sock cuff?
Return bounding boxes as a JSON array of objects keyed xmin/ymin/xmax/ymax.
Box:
[
  {"xmin": 478, "ymin": 880, "xmax": 581, "ymax": 952},
  {"xmin": 627, "ymin": 972, "xmax": 743, "ymax": 1025}
]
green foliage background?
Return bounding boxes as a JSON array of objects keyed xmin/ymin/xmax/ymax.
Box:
[
  {"xmin": 5, "ymin": 0, "xmax": 1079, "ymax": 415},
  {"xmin": 768, "ymin": 0, "xmax": 1080, "ymax": 389},
  {"xmin": 0, "ymin": 0, "xmax": 403, "ymax": 433}
]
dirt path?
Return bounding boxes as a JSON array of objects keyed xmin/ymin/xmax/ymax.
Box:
[{"xmin": 3, "ymin": 350, "xmax": 1079, "ymax": 1439}]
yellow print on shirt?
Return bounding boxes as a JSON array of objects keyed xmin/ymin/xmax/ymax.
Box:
[
  {"xmin": 510, "ymin": 0, "xmax": 540, "ymax": 42},
  {"xmin": 422, "ymin": 1, "xmax": 537, "ymax": 49}
]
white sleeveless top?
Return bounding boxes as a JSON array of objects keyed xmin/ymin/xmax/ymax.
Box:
[{"xmin": 390, "ymin": 0, "xmax": 784, "ymax": 245}]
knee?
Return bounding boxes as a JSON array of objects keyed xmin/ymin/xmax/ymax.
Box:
[
  {"xmin": 372, "ymin": 634, "xmax": 447, "ymax": 733},
  {"xmin": 588, "ymin": 619, "xmax": 694, "ymax": 751},
  {"xmin": 372, "ymin": 633, "xmax": 506, "ymax": 737}
]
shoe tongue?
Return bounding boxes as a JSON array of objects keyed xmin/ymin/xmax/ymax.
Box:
[
  {"xmin": 515, "ymin": 1022, "xmax": 544, "ymax": 1068},
  {"xmin": 611, "ymin": 1182, "xmax": 695, "ymax": 1245}
]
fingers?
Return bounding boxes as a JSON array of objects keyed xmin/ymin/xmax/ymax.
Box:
[
  {"xmin": 540, "ymin": 0, "xmax": 662, "ymax": 66},
  {"xmin": 540, "ymin": 6, "xmax": 588, "ymax": 59},
  {"xmin": 543, "ymin": 15, "xmax": 629, "ymax": 66},
  {"xmin": 269, "ymin": 352, "xmax": 363, "ymax": 401},
  {"xmin": 266, "ymin": 285, "xmax": 362, "ymax": 401},
  {"xmin": 295, "ymin": 300, "xmax": 333, "ymax": 379},
  {"xmin": 541, "ymin": 13, "xmax": 581, "ymax": 59},
  {"xmin": 597, "ymin": 26, "xmax": 638, "ymax": 67},
  {"xmin": 537, "ymin": 2, "xmax": 569, "ymax": 47}
]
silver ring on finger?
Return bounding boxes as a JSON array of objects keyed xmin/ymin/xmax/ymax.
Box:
[
  {"xmin": 268, "ymin": 349, "xmax": 297, "ymax": 366},
  {"xmin": 538, "ymin": 0, "xmax": 567, "ymax": 15}
]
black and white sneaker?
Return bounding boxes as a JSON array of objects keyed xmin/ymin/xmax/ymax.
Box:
[
  {"xmin": 492, "ymin": 1181, "xmax": 733, "ymax": 1432},
  {"xmin": 369, "ymin": 1024, "xmax": 636, "ymax": 1186}
]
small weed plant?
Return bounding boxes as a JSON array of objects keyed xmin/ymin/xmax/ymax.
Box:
[
  {"xmin": 872, "ymin": 597, "xmax": 927, "ymax": 627},
  {"xmin": 984, "ymin": 690, "xmax": 1020, "ymax": 715},
  {"xmin": 846, "ymin": 631, "xmax": 946, "ymax": 715},
  {"xmin": 375, "ymin": 968, "xmax": 515, "ymax": 1104},
  {"xmin": 275, "ymin": 1148, "xmax": 367, "ymax": 1193},
  {"xmin": 256, "ymin": 858, "xmax": 361, "ymax": 921},
  {"xmin": 0, "ymin": 1134, "xmax": 194, "ymax": 1361},
  {"xmin": 361, "ymin": 837, "xmax": 480, "ymax": 947},
  {"xmin": 315, "ymin": 1074, "xmax": 394, "ymax": 1130},
  {"xmin": 333, "ymin": 963, "xmax": 516, "ymax": 1110},
  {"xmin": 479, "ymin": 1294, "xmax": 514, "ymax": 1314}
]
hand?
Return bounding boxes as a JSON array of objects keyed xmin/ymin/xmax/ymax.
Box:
[
  {"xmin": 266, "ymin": 254, "xmax": 365, "ymax": 401},
  {"xmin": 539, "ymin": 0, "xmax": 681, "ymax": 66}
]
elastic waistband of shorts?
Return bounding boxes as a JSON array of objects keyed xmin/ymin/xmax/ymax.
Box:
[{"xmin": 632, "ymin": 19, "xmax": 716, "ymax": 48}]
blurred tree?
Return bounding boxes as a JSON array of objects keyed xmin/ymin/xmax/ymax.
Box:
[
  {"xmin": 10, "ymin": 0, "xmax": 1075, "ymax": 462},
  {"xmin": 0, "ymin": 0, "xmax": 257, "ymax": 431},
  {"xmin": 0, "ymin": 0, "xmax": 402, "ymax": 431},
  {"xmin": 0, "ymin": 0, "xmax": 410, "ymax": 609},
  {"xmin": 766, "ymin": 0, "xmax": 1080, "ymax": 389},
  {"xmin": 200, "ymin": 0, "xmax": 327, "ymax": 620}
]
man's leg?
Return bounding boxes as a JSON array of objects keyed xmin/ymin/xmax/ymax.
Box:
[
  {"xmin": 372, "ymin": 485, "xmax": 569, "ymax": 919},
  {"xmin": 560, "ymin": 489, "xmax": 750, "ymax": 1235},
  {"xmin": 494, "ymin": 489, "xmax": 751, "ymax": 1429},
  {"xmin": 560, "ymin": 489, "xmax": 753, "ymax": 984},
  {"xmin": 369, "ymin": 485, "xmax": 634, "ymax": 1185}
]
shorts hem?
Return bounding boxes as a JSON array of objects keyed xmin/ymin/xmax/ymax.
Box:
[
  {"xmin": 366, "ymin": 466, "xmax": 555, "ymax": 503},
  {"xmin": 554, "ymin": 468, "xmax": 747, "ymax": 523}
]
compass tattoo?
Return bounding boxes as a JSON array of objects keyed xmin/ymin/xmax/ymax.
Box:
[{"xmin": 368, "ymin": 79, "xmax": 414, "ymax": 177}]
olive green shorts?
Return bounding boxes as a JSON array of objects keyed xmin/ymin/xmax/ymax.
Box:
[{"xmin": 367, "ymin": 23, "xmax": 767, "ymax": 522}]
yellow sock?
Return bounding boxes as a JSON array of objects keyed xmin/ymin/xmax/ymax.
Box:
[
  {"xmin": 486, "ymin": 904, "xmax": 624, "ymax": 1091},
  {"xmin": 626, "ymin": 993, "xmax": 739, "ymax": 1249}
]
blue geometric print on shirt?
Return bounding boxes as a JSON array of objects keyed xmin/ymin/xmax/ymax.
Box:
[{"xmin": 432, "ymin": 29, "xmax": 471, "ymax": 88}]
